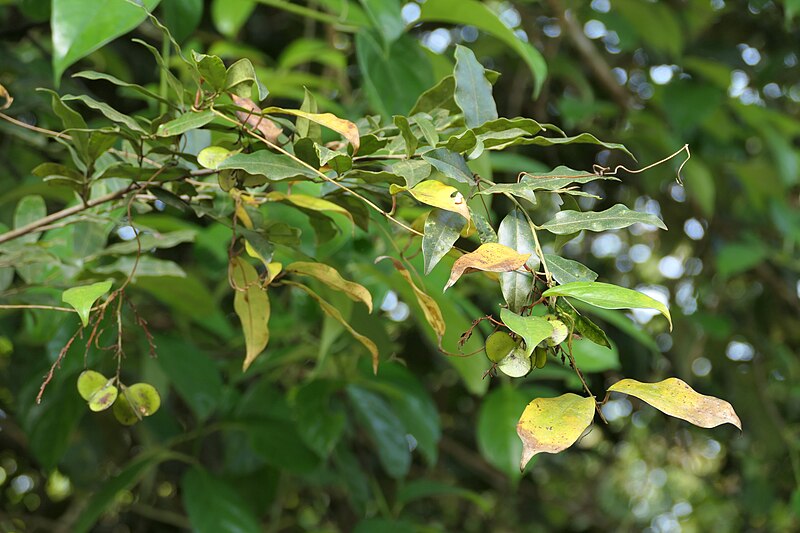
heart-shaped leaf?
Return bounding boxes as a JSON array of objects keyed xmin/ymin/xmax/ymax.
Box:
[
  {"xmin": 62, "ymin": 280, "xmax": 113, "ymax": 327},
  {"xmin": 500, "ymin": 310, "xmax": 553, "ymax": 357},
  {"xmin": 517, "ymin": 393, "xmax": 596, "ymax": 470},
  {"xmin": 445, "ymin": 243, "xmax": 530, "ymax": 291},
  {"xmin": 607, "ymin": 378, "xmax": 742, "ymax": 430}
]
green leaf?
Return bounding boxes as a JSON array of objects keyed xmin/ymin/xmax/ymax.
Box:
[
  {"xmin": 182, "ymin": 467, "xmax": 261, "ymax": 533},
  {"xmin": 156, "ymin": 110, "xmax": 215, "ymax": 137},
  {"xmin": 418, "ymin": 0, "xmax": 547, "ymax": 96},
  {"xmin": 193, "ymin": 51, "xmax": 227, "ymax": 91},
  {"xmin": 61, "ymin": 94, "xmax": 147, "ymax": 133},
  {"xmin": 225, "ymin": 58, "xmax": 269, "ymax": 100},
  {"xmin": 293, "ymin": 380, "xmax": 346, "ymax": 457},
  {"xmin": 211, "ymin": 0, "xmax": 255, "ymax": 37},
  {"xmin": 51, "ymin": 0, "xmax": 161, "ymax": 82},
  {"xmin": 391, "ymin": 159, "xmax": 432, "ymax": 188},
  {"xmin": 570, "ymin": 338, "xmax": 620, "ymax": 372},
  {"xmin": 360, "ymin": 0, "xmax": 404, "ymax": 44},
  {"xmin": 393, "ymin": 115, "xmax": 418, "ymax": 158},
  {"xmin": 540, "ymin": 204, "xmax": 667, "ymax": 235},
  {"xmin": 72, "ymin": 70, "xmax": 171, "ymax": 105},
  {"xmin": 498, "ymin": 209, "xmax": 538, "ymax": 312},
  {"xmin": 296, "ymin": 87, "xmax": 321, "ymax": 141},
  {"xmin": 155, "ymin": 336, "xmax": 223, "ymax": 421},
  {"xmin": 477, "ymin": 385, "xmax": 529, "ymax": 481},
  {"xmin": 97, "ymin": 229, "xmax": 196, "ymax": 257},
  {"xmin": 421, "ymin": 148, "xmax": 473, "ymax": 184},
  {"xmin": 453, "ymin": 45, "xmax": 498, "ymax": 129},
  {"xmin": 218, "ymin": 151, "xmax": 317, "ymax": 180},
  {"xmin": 544, "ymin": 254, "xmax": 598, "ymax": 285},
  {"xmin": 92, "ymin": 256, "xmax": 186, "ymax": 280},
  {"xmin": 410, "ymin": 75, "xmax": 461, "ymax": 116},
  {"xmin": 543, "ymin": 281, "xmax": 672, "ymax": 330},
  {"xmin": 14, "ymin": 195, "xmax": 47, "ymax": 244},
  {"xmin": 422, "ymin": 209, "xmax": 466, "ymax": 275},
  {"xmin": 520, "ymin": 133, "xmax": 633, "ymax": 158},
  {"xmin": 161, "ymin": 0, "xmax": 203, "ymax": 42},
  {"xmin": 231, "ymin": 257, "xmax": 270, "ymax": 371},
  {"xmin": 517, "ymin": 393, "xmax": 596, "ymax": 469},
  {"xmin": 397, "ymin": 479, "xmax": 490, "ymax": 512},
  {"xmin": 716, "ymin": 241, "xmax": 769, "ymax": 279},
  {"xmin": 500, "ymin": 310, "xmax": 553, "ymax": 357},
  {"xmin": 556, "ymin": 302, "xmax": 611, "ymax": 349},
  {"xmin": 73, "ymin": 455, "xmax": 161, "ymax": 533},
  {"xmin": 355, "ymin": 31, "xmax": 434, "ymax": 119},
  {"xmin": 608, "ymin": 378, "xmax": 741, "ymax": 430},
  {"xmin": 62, "ymin": 280, "xmax": 112, "ymax": 327},
  {"xmin": 347, "ymin": 385, "xmax": 411, "ymax": 479}
]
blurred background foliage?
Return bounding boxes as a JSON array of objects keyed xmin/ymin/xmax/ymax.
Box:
[{"xmin": 0, "ymin": 0, "xmax": 799, "ymax": 531}]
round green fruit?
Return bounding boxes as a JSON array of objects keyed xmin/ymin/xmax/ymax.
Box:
[
  {"xmin": 534, "ymin": 347, "xmax": 548, "ymax": 369},
  {"xmin": 545, "ymin": 315, "xmax": 569, "ymax": 346},
  {"xmin": 485, "ymin": 331, "xmax": 517, "ymax": 363}
]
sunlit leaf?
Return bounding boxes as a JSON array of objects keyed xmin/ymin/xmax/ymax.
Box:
[
  {"xmin": 517, "ymin": 393, "xmax": 596, "ymax": 469},
  {"xmin": 265, "ymin": 106, "xmax": 360, "ymax": 153},
  {"xmin": 608, "ymin": 378, "xmax": 741, "ymax": 430},
  {"xmin": 62, "ymin": 280, "xmax": 113, "ymax": 327},
  {"xmin": 218, "ymin": 151, "xmax": 317, "ymax": 180},
  {"xmin": 540, "ymin": 204, "xmax": 667, "ymax": 235},
  {"xmin": 445, "ymin": 243, "xmax": 531, "ymax": 291},
  {"xmin": 543, "ymin": 281, "xmax": 672, "ymax": 329},
  {"xmin": 544, "ymin": 254, "xmax": 598, "ymax": 285},
  {"xmin": 401, "ymin": 180, "xmax": 471, "ymax": 222},
  {"xmin": 421, "ymin": 148, "xmax": 473, "ymax": 184}
]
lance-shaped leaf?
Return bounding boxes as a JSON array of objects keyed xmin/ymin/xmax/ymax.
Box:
[
  {"xmin": 392, "ymin": 159, "xmax": 431, "ymax": 188},
  {"xmin": 556, "ymin": 302, "xmax": 611, "ymax": 349},
  {"xmin": 421, "ymin": 148, "xmax": 473, "ymax": 184},
  {"xmin": 264, "ymin": 106, "xmax": 360, "ymax": 153},
  {"xmin": 453, "ymin": 45, "xmax": 498, "ymax": 128},
  {"xmin": 231, "ymin": 257, "xmax": 270, "ymax": 371},
  {"xmin": 517, "ymin": 393, "xmax": 596, "ymax": 470},
  {"xmin": 398, "ymin": 180, "xmax": 471, "ymax": 222},
  {"xmin": 500, "ymin": 310, "xmax": 553, "ymax": 357},
  {"xmin": 498, "ymin": 209, "xmax": 539, "ymax": 312},
  {"xmin": 266, "ymin": 192, "xmax": 354, "ymax": 226},
  {"xmin": 544, "ymin": 254, "xmax": 598, "ymax": 285},
  {"xmin": 520, "ymin": 133, "xmax": 633, "ymax": 158},
  {"xmin": 61, "ymin": 94, "xmax": 147, "ymax": 134},
  {"xmin": 393, "ymin": 115, "xmax": 417, "ymax": 158},
  {"xmin": 286, "ymin": 261, "xmax": 372, "ymax": 312},
  {"xmin": 218, "ymin": 151, "xmax": 317, "ymax": 181},
  {"xmin": 541, "ymin": 204, "xmax": 666, "ymax": 235},
  {"xmin": 62, "ymin": 280, "xmax": 113, "ymax": 327},
  {"xmin": 520, "ymin": 166, "xmax": 617, "ymax": 190},
  {"xmin": 608, "ymin": 378, "xmax": 742, "ymax": 430},
  {"xmin": 422, "ymin": 209, "xmax": 466, "ymax": 275},
  {"xmin": 288, "ymin": 281, "xmax": 379, "ymax": 373},
  {"xmin": 543, "ymin": 281, "xmax": 672, "ymax": 330},
  {"xmin": 156, "ymin": 110, "xmax": 215, "ymax": 137},
  {"xmin": 377, "ymin": 256, "xmax": 445, "ymax": 342},
  {"xmin": 445, "ymin": 243, "xmax": 531, "ymax": 291}
]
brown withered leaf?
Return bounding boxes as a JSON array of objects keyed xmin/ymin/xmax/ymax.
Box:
[
  {"xmin": 444, "ymin": 243, "xmax": 531, "ymax": 291},
  {"xmin": 231, "ymin": 94, "xmax": 282, "ymax": 143}
]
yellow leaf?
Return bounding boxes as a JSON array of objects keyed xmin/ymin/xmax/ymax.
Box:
[
  {"xmin": 405, "ymin": 180, "xmax": 471, "ymax": 223},
  {"xmin": 287, "ymin": 281, "xmax": 379, "ymax": 373},
  {"xmin": 286, "ymin": 261, "xmax": 372, "ymax": 313},
  {"xmin": 607, "ymin": 377, "xmax": 742, "ymax": 430},
  {"xmin": 445, "ymin": 243, "xmax": 531, "ymax": 291},
  {"xmin": 264, "ymin": 106, "xmax": 360, "ymax": 153},
  {"xmin": 516, "ymin": 393, "xmax": 596, "ymax": 470},
  {"xmin": 231, "ymin": 257, "xmax": 270, "ymax": 371},
  {"xmin": 376, "ymin": 256, "xmax": 445, "ymax": 342},
  {"xmin": 266, "ymin": 192, "xmax": 354, "ymax": 226}
]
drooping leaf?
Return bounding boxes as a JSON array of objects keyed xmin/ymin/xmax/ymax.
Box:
[
  {"xmin": 520, "ymin": 133, "xmax": 633, "ymax": 158},
  {"xmin": 544, "ymin": 254, "xmax": 598, "ymax": 285},
  {"xmin": 156, "ymin": 110, "xmax": 215, "ymax": 137},
  {"xmin": 181, "ymin": 467, "xmax": 261, "ymax": 533},
  {"xmin": 500, "ymin": 309, "xmax": 553, "ymax": 357},
  {"xmin": 346, "ymin": 385, "xmax": 411, "ymax": 479},
  {"xmin": 61, "ymin": 94, "xmax": 147, "ymax": 133},
  {"xmin": 543, "ymin": 281, "xmax": 672, "ymax": 330},
  {"xmin": 418, "ymin": 0, "xmax": 547, "ymax": 96},
  {"xmin": 62, "ymin": 280, "xmax": 113, "ymax": 327},
  {"xmin": 288, "ymin": 282, "xmax": 379, "ymax": 372},
  {"xmin": 286, "ymin": 261, "xmax": 373, "ymax": 312},
  {"xmin": 497, "ymin": 209, "xmax": 539, "ymax": 312},
  {"xmin": 401, "ymin": 180, "xmax": 471, "ymax": 222},
  {"xmin": 421, "ymin": 148, "xmax": 474, "ymax": 184},
  {"xmin": 445, "ymin": 243, "xmax": 531, "ymax": 291},
  {"xmin": 230, "ymin": 257, "xmax": 270, "ymax": 371},
  {"xmin": 51, "ymin": 0, "xmax": 161, "ymax": 82},
  {"xmin": 266, "ymin": 192, "xmax": 354, "ymax": 226},
  {"xmin": 541, "ymin": 204, "xmax": 667, "ymax": 235},
  {"xmin": 376, "ymin": 256, "xmax": 446, "ymax": 342},
  {"xmin": 218, "ymin": 151, "xmax": 317, "ymax": 180},
  {"xmin": 422, "ymin": 209, "xmax": 466, "ymax": 275},
  {"xmin": 517, "ymin": 393, "xmax": 596, "ymax": 470},
  {"xmin": 609, "ymin": 378, "xmax": 742, "ymax": 431},
  {"xmin": 72, "ymin": 70, "xmax": 170, "ymax": 105},
  {"xmin": 453, "ymin": 44, "xmax": 498, "ymax": 129},
  {"xmin": 265, "ymin": 106, "xmax": 360, "ymax": 153}
]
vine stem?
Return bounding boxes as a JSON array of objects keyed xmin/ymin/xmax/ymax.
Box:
[{"xmin": 210, "ymin": 109, "xmax": 425, "ymax": 238}]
